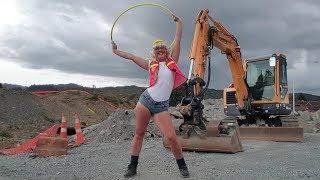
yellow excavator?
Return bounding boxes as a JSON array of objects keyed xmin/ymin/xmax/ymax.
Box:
[{"xmin": 164, "ymin": 9, "xmax": 303, "ymax": 153}]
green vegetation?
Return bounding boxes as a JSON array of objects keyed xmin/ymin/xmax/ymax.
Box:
[
  {"xmin": 297, "ymin": 93, "xmax": 307, "ymax": 101},
  {"xmin": 87, "ymin": 93, "xmax": 99, "ymax": 101},
  {"xmin": 43, "ymin": 114, "xmax": 56, "ymax": 123}
]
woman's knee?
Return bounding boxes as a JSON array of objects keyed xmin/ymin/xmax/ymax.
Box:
[
  {"xmin": 134, "ymin": 129, "xmax": 146, "ymax": 139},
  {"xmin": 166, "ymin": 133, "xmax": 178, "ymax": 143}
]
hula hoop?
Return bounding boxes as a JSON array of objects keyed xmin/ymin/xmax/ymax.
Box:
[{"xmin": 110, "ymin": 2, "xmax": 175, "ymax": 47}]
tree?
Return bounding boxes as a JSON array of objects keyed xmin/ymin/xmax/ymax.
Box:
[{"xmin": 297, "ymin": 93, "xmax": 307, "ymax": 101}]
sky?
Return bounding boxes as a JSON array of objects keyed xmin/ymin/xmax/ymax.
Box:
[{"xmin": 0, "ymin": 0, "xmax": 319, "ymax": 95}]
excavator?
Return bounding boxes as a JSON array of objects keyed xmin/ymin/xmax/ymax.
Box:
[{"xmin": 163, "ymin": 9, "xmax": 303, "ymax": 153}]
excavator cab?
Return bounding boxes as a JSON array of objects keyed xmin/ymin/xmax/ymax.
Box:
[
  {"xmin": 224, "ymin": 54, "xmax": 303, "ymax": 141},
  {"xmin": 224, "ymin": 54, "xmax": 291, "ymax": 118}
]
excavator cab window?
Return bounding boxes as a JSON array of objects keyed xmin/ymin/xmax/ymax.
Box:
[
  {"xmin": 279, "ymin": 57, "xmax": 288, "ymax": 100},
  {"xmin": 279, "ymin": 57, "xmax": 288, "ymax": 85},
  {"xmin": 246, "ymin": 59, "xmax": 275, "ymax": 101}
]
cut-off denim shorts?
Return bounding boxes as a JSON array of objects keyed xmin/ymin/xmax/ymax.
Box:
[{"xmin": 138, "ymin": 90, "xmax": 169, "ymax": 115}]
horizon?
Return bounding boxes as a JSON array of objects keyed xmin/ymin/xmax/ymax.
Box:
[{"xmin": 2, "ymin": 82, "xmax": 320, "ymax": 97}]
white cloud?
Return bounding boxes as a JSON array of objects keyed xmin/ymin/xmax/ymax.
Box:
[
  {"xmin": 0, "ymin": 58, "xmax": 147, "ymax": 87},
  {"xmin": 0, "ymin": 1, "xmax": 25, "ymax": 27}
]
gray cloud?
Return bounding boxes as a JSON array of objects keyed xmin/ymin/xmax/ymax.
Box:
[{"xmin": 0, "ymin": 0, "xmax": 319, "ymax": 94}]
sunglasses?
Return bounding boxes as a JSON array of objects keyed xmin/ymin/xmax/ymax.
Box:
[{"xmin": 153, "ymin": 45, "xmax": 167, "ymax": 51}]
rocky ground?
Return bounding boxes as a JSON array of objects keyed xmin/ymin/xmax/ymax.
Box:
[
  {"xmin": 0, "ymin": 133, "xmax": 319, "ymax": 179},
  {"xmin": 1, "ymin": 92, "xmax": 320, "ymax": 179}
]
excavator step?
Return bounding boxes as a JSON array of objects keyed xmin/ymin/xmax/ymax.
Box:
[{"xmin": 239, "ymin": 127, "xmax": 303, "ymax": 142}]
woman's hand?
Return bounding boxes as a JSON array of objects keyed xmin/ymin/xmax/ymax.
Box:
[
  {"xmin": 112, "ymin": 41, "xmax": 118, "ymax": 53},
  {"xmin": 171, "ymin": 14, "xmax": 181, "ymax": 22}
]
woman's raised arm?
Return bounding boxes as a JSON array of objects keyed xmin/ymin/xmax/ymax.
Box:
[{"xmin": 112, "ymin": 41, "xmax": 149, "ymax": 70}]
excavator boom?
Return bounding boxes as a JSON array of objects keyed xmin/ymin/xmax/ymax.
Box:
[{"xmin": 163, "ymin": 10, "xmax": 243, "ymax": 153}]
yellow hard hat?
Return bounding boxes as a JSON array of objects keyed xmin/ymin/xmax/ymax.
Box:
[{"xmin": 153, "ymin": 39, "xmax": 167, "ymax": 48}]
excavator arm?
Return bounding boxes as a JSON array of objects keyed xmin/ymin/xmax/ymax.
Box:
[
  {"xmin": 163, "ymin": 10, "xmax": 243, "ymax": 153},
  {"xmin": 188, "ymin": 9, "xmax": 248, "ymax": 110}
]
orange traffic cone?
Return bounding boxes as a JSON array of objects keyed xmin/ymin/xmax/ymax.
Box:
[
  {"xmin": 74, "ymin": 112, "xmax": 85, "ymax": 146},
  {"xmin": 60, "ymin": 112, "xmax": 67, "ymax": 139}
]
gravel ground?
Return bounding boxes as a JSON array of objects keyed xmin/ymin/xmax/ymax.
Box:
[{"xmin": 0, "ymin": 133, "xmax": 319, "ymax": 180}]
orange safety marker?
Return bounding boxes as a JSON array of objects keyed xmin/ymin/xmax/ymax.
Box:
[
  {"xmin": 74, "ymin": 112, "xmax": 85, "ymax": 146},
  {"xmin": 60, "ymin": 112, "xmax": 67, "ymax": 139}
]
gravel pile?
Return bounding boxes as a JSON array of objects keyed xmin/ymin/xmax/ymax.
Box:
[
  {"xmin": 202, "ymin": 99, "xmax": 226, "ymax": 121},
  {"xmin": 85, "ymin": 109, "xmax": 161, "ymax": 145},
  {"xmin": 0, "ymin": 89, "xmax": 47, "ymax": 125},
  {"xmin": 168, "ymin": 99, "xmax": 225, "ymax": 121},
  {"xmin": 297, "ymin": 110, "xmax": 320, "ymax": 133},
  {"xmin": 85, "ymin": 99, "xmax": 320, "ymax": 144},
  {"xmin": 0, "ymin": 89, "xmax": 51, "ymax": 148},
  {"xmin": 81, "ymin": 98, "xmax": 225, "ymax": 146}
]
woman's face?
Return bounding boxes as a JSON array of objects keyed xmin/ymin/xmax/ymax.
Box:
[{"xmin": 153, "ymin": 46, "xmax": 168, "ymax": 61}]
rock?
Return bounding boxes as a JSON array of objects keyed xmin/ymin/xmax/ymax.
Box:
[{"xmin": 169, "ymin": 107, "xmax": 183, "ymax": 119}]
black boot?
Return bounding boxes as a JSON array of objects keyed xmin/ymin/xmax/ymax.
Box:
[
  {"xmin": 124, "ymin": 164, "xmax": 137, "ymax": 178},
  {"xmin": 177, "ymin": 158, "xmax": 190, "ymax": 178},
  {"xmin": 179, "ymin": 165, "xmax": 190, "ymax": 178},
  {"xmin": 124, "ymin": 155, "xmax": 139, "ymax": 178}
]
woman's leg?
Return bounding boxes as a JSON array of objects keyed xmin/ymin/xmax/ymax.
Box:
[
  {"xmin": 131, "ymin": 102, "xmax": 152, "ymax": 155},
  {"xmin": 153, "ymin": 111, "xmax": 189, "ymax": 177},
  {"xmin": 125, "ymin": 102, "xmax": 152, "ymax": 178},
  {"xmin": 153, "ymin": 111, "xmax": 182, "ymax": 159}
]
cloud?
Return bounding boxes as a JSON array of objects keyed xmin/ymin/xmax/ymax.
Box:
[{"xmin": 0, "ymin": 0, "xmax": 319, "ymax": 95}]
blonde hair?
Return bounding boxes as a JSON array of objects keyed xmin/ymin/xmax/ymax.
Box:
[{"xmin": 151, "ymin": 39, "xmax": 170, "ymax": 58}]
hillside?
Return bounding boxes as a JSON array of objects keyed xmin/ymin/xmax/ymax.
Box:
[{"xmin": 0, "ymin": 89, "xmax": 116, "ymax": 149}]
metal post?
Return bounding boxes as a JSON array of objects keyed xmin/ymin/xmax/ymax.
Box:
[{"xmin": 292, "ymin": 79, "xmax": 296, "ymax": 114}]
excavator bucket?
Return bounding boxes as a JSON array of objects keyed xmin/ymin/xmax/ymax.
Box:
[
  {"xmin": 239, "ymin": 127, "xmax": 303, "ymax": 142},
  {"xmin": 163, "ymin": 121, "xmax": 243, "ymax": 153}
]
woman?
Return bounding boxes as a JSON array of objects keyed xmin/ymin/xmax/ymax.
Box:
[{"xmin": 111, "ymin": 14, "xmax": 189, "ymax": 178}]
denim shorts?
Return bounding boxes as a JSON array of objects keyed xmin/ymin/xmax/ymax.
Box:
[{"xmin": 138, "ymin": 90, "xmax": 169, "ymax": 115}]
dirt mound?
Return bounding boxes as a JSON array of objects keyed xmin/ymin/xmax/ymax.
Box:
[
  {"xmin": 36, "ymin": 90, "xmax": 116, "ymax": 126},
  {"xmin": 0, "ymin": 89, "xmax": 51, "ymax": 148},
  {"xmin": 85, "ymin": 109, "xmax": 161, "ymax": 144},
  {"xmin": 0, "ymin": 89, "xmax": 117, "ymax": 149}
]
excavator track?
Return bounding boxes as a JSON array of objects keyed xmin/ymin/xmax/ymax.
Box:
[{"xmin": 236, "ymin": 115, "xmax": 303, "ymax": 142}]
